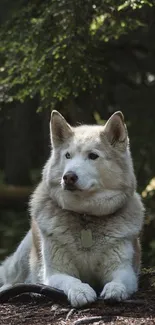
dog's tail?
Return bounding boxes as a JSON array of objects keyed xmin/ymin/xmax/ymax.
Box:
[{"xmin": 0, "ymin": 231, "xmax": 32, "ymax": 289}]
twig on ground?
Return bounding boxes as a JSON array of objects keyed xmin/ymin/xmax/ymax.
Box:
[
  {"xmin": 78, "ymin": 308, "xmax": 95, "ymax": 313},
  {"xmin": 99, "ymin": 297, "xmax": 145, "ymax": 306},
  {"xmin": 73, "ymin": 316, "xmax": 114, "ymax": 325},
  {"xmin": 123, "ymin": 299, "xmax": 145, "ymax": 305},
  {"xmin": 66, "ymin": 308, "xmax": 76, "ymax": 320}
]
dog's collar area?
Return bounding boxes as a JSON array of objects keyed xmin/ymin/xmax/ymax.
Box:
[
  {"xmin": 61, "ymin": 207, "xmax": 135, "ymax": 241},
  {"xmin": 80, "ymin": 213, "xmax": 93, "ymax": 228},
  {"xmin": 80, "ymin": 213, "xmax": 94, "ymax": 249}
]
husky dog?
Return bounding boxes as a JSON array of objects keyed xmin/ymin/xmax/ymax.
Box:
[{"xmin": 0, "ymin": 110, "xmax": 144, "ymax": 307}]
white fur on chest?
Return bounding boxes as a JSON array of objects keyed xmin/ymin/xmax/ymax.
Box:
[
  {"xmin": 42, "ymin": 213, "xmax": 117, "ymax": 278},
  {"xmin": 38, "ymin": 194, "xmax": 144, "ymax": 286},
  {"xmin": 44, "ymin": 214, "xmax": 108, "ymax": 249},
  {"xmin": 38, "ymin": 192, "xmax": 143, "ymax": 245},
  {"xmin": 41, "ymin": 213, "xmax": 134, "ymax": 288}
]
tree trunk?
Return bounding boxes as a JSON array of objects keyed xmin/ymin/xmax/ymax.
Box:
[{"xmin": 4, "ymin": 100, "xmax": 36, "ymax": 186}]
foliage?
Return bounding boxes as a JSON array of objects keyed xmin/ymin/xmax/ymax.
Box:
[{"xmin": 0, "ymin": 0, "xmax": 154, "ymax": 109}]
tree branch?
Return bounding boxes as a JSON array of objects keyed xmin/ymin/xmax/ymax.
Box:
[{"xmin": 0, "ymin": 284, "xmax": 67, "ymax": 303}]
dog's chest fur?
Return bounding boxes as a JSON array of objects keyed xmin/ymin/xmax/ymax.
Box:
[
  {"xmin": 42, "ymin": 214, "xmax": 116, "ymax": 287},
  {"xmin": 36, "ymin": 210, "xmax": 132, "ymax": 286},
  {"xmin": 33, "ymin": 192, "xmax": 143, "ymax": 288},
  {"xmin": 43, "ymin": 213, "xmax": 116, "ymax": 252}
]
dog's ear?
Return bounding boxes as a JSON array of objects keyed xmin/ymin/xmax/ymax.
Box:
[
  {"xmin": 103, "ymin": 111, "xmax": 128, "ymax": 148},
  {"xmin": 50, "ymin": 110, "xmax": 73, "ymax": 146}
]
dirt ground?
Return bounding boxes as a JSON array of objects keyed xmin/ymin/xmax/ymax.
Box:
[{"xmin": 0, "ymin": 270, "xmax": 155, "ymax": 325}]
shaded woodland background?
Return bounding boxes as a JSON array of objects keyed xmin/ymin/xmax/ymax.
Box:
[{"xmin": 0, "ymin": 0, "xmax": 155, "ymax": 267}]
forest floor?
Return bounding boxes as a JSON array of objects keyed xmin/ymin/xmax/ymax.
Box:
[{"xmin": 0, "ymin": 270, "xmax": 155, "ymax": 325}]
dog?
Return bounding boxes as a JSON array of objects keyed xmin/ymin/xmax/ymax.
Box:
[{"xmin": 0, "ymin": 110, "xmax": 144, "ymax": 307}]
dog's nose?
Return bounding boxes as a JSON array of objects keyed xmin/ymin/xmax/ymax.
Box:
[{"xmin": 63, "ymin": 171, "xmax": 78, "ymax": 185}]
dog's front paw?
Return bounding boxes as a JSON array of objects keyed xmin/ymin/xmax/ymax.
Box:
[
  {"xmin": 100, "ymin": 281, "xmax": 128, "ymax": 301},
  {"xmin": 68, "ymin": 283, "xmax": 97, "ymax": 307}
]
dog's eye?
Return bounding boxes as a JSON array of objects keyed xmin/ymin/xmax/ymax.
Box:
[
  {"xmin": 65, "ymin": 152, "xmax": 71, "ymax": 159},
  {"xmin": 88, "ymin": 153, "xmax": 99, "ymax": 160}
]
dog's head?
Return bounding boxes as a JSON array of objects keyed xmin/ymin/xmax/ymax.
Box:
[{"xmin": 43, "ymin": 110, "xmax": 136, "ymax": 215}]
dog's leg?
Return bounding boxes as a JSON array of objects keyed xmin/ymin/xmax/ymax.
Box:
[
  {"xmin": 100, "ymin": 240, "xmax": 139, "ymax": 301},
  {"xmin": 44, "ymin": 273, "xmax": 97, "ymax": 307},
  {"xmin": 41, "ymin": 236, "xmax": 97, "ymax": 307},
  {"xmin": 100, "ymin": 265, "xmax": 137, "ymax": 301}
]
